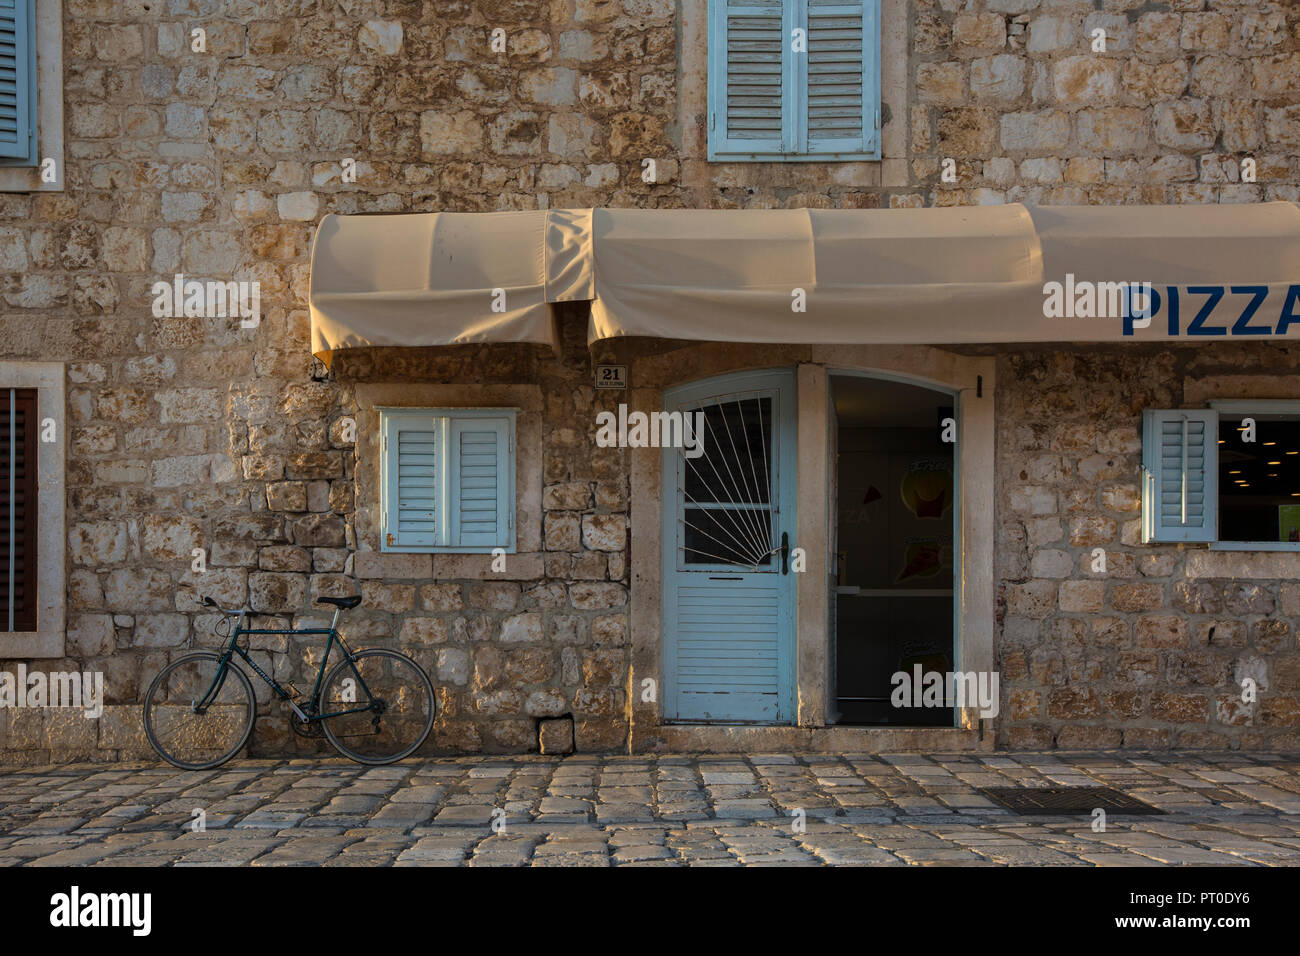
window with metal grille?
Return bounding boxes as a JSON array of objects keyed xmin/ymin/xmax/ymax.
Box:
[
  {"xmin": 707, "ymin": 0, "xmax": 881, "ymax": 162},
  {"xmin": 1, "ymin": 387, "xmax": 37, "ymax": 631}
]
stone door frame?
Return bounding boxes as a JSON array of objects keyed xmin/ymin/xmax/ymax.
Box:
[{"xmin": 626, "ymin": 343, "xmax": 996, "ymax": 752}]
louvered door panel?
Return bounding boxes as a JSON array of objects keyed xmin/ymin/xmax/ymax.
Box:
[{"xmin": 677, "ymin": 585, "xmax": 780, "ymax": 689}]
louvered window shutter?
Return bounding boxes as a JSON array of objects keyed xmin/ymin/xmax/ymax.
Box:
[
  {"xmin": 384, "ymin": 413, "xmax": 441, "ymax": 549},
  {"xmin": 382, "ymin": 410, "xmax": 516, "ymax": 553},
  {"xmin": 1141, "ymin": 409, "xmax": 1218, "ymax": 543},
  {"xmin": 0, "ymin": 0, "xmax": 37, "ymax": 165},
  {"xmin": 450, "ymin": 418, "xmax": 511, "ymax": 548},
  {"xmin": 709, "ymin": 0, "xmax": 789, "ymax": 158},
  {"xmin": 1, "ymin": 388, "xmax": 37, "ymax": 632},
  {"xmin": 709, "ymin": 0, "xmax": 879, "ymax": 161},
  {"xmin": 802, "ymin": 0, "xmax": 876, "ymax": 157}
]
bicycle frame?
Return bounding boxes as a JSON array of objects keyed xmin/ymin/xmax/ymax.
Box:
[{"xmin": 195, "ymin": 604, "xmax": 379, "ymax": 723}]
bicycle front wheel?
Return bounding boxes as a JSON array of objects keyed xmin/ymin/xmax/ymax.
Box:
[
  {"xmin": 143, "ymin": 652, "xmax": 256, "ymax": 770},
  {"xmin": 318, "ymin": 649, "xmax": 435, "ymax": 764}
]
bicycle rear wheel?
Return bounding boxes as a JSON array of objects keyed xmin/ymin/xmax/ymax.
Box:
[
  {"xmin": 318, "ymin": 649, "xmax": 435, "ymax": 764},
  {"xmin": 143, "ymin": 652, "xmax": 256, "ymax": 770}
]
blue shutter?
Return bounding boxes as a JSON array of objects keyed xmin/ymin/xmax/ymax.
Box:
[
  {"xmin": 673, "ymin": 582, "xmax": 785, "ymax": 719},
  {"xmin": 1142, "ymin": 409, "xmax": 1218, "ymax": 543},
  {"xmin": 0, "ymin": 0, "xmax": 36, "ymax": 165},
  {"xmin": 709, "ymin": 0, "xmax": 789, "ymax": 159},
  {"xmin": 383, "ymin": 412, "xmax": 441, "ymax": 549},
  {"xmin": 449, "ymin": 417, "xmax": 512, "ymax": 549},
  {"xmin": 382, "ymin": 409, "xmax": 515, "ymax": 553},
  {"xmin": 802, "ymin": 0, "xmax": 878, "ymax": 158},
  {"xmin": 709, "ymin": 0, "xmax": 879, "ymax": 161}
]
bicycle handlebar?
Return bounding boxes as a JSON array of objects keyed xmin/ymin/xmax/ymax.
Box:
[{"xmin": 199, "ymin": 596, "xmax": 242, "ymax": 615}]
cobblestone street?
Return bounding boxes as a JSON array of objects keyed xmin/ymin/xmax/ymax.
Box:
[{"xmin": 2, "ymin": 752, "xmax": 1299, "ymax": 867}]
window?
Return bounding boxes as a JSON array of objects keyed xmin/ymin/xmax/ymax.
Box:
[
  {"xmin": 0, "ymin": 362, "xmax": 63, "ymax": 656},
  {"xmin": 1, "ymin": 387, "xmax": 36, "ymax": 631},
  {"xmin": 0, "ymin": 0, "xmax": 62, "ymax": 191},
  {"xmin": 379, "ymin": 408, "xmax": 516, "ymax": 553},
  {"xmin": 1141, "ymin": 402, "xmax": 1300, "ymax": 549},
  {"xmin": 707, "ymin": 0, "xmax": 881, "ymax": 162},
  {"xmin": 0, "ymin": 0, "xmax": 38, "ymax": 167}
]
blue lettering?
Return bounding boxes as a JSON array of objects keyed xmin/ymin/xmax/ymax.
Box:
[
  {"xmin": 1123, "ymin": 285, "xmax": 1161, "ymax": 336},
  {"xmin": 1186, "ymin": 285, "xmax": 1226, "ymax": 335},
  {"xmin": 1277, "ymin": 285, "xmax": 1300, "ymax": 336},
  {"xmin": 1230, "ymin": 286, "xmax": 1271, "ymax": 335}
]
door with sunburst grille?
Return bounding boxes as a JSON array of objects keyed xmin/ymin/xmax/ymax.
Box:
[{"xmin": 662, "ymin": 369, "xmax": 797, "ymax": 723}]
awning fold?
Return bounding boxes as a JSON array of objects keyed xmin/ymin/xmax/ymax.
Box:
[{"xmin": 309, "ymin": 208, "xmax": 592, "ymax": 355}]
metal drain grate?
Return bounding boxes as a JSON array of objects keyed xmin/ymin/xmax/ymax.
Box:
[{"xmin": 982, "ymin": 786, "xmax": 1165, "ymax": 815}]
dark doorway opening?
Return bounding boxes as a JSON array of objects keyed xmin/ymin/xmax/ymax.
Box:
[{"xmin": 829, "ymin": 374, "xmax": 955, "ymax": 727}]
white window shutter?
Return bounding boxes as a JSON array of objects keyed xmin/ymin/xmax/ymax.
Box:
[
  {"xmin": 1141, "ymin": 409, "xmax": 1218, "ymax": 543},
  {"xmin": 709, "ymin": 0, "xmax": 788, "ymax": 159},
  {"xmin": 0, "ymin": 0, "xmax": 37, "ymax": 164}
]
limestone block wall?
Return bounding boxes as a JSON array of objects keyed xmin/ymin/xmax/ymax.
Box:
[
  {"xmin": 0, "ymin": 0, "xmax": 1298, "ymax": 761},
  {"xmin": 906, "ymin": 0, "xmax": 1300, "ymax": 206},
  {"xmin": 995, "ymin": 344, "xmax": 1300, "ymax": 751}
]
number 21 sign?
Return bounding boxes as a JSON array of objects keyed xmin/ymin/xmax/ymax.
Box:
[{"xmin": 596, "ymin": 365, "xmax": 627, "ymax": 389}]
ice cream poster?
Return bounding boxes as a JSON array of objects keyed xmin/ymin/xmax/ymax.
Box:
[
  {"xmin": 835, "ymin": 447, "xmax": 954, "ymax": 589},
  {"xmin": 894, "ymin": 460, "xmax": 954, "ymax": 584},
  {"xmin": 900, "ymin": 459, "xmax": 953, "ymax": 519},
  {"xmin": 896, "ymin": 536, "xmax": 954, "ymax": 583}
]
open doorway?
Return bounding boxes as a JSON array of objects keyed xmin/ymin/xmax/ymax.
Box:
[{"xmin": 829, "ymin": 373, "xmax": 956, "ymax": 726}]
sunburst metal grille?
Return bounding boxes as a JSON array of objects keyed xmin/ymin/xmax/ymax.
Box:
[{"xmin": 677, "ymin": 391, "xmax": 779, "ymax": 570}]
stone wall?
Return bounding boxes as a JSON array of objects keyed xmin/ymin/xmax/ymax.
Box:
[
  {"xmin": 907, "ymin": 0, "xmax": 1300, "ymax": 207},
  {"xmin": 1, "ymin": 0, "xmax": 1299, "ymax": 761},
  {"xmin": 996, "ymin": 343, "xmax": 1300, "ymax": 751}
]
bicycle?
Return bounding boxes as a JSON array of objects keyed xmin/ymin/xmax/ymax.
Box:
[{"xmin": 142, "ymin": 594, "xmax": 436, "ymax": 770}]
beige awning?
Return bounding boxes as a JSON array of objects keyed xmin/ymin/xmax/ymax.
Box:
[
  {"xmin": 308, "ymin": 202, "xmax": 1300, "ymax": 356},
  {"xmin": 309, "ymin": 208, "xmax": 592, "ymax": 356},
  {"xmin": 588, "ymin": 205, "xmax": 1043, "ymax": 344},
  {"xmin": 1027, "ymin": 202, "xmax": 1300, "ymax": 342}
]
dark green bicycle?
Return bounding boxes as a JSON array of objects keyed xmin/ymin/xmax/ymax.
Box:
[{"xmin": 143, "ymin": 595, "xmax": 435, "ymax": 770}]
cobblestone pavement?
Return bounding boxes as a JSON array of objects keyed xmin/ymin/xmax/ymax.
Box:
[{"xmin": 2, "ymin": 752, "xmax": 1299, "ymax": 866}]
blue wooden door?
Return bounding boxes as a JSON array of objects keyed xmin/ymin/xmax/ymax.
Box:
[{"xmin": 662, "ymin": 369, "xmax": 797, "ymax": 723}]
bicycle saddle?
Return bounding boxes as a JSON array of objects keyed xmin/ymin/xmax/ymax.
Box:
[{"xmin": 316, "ymin": 595, "xmax": 361, "ymax": 609}]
